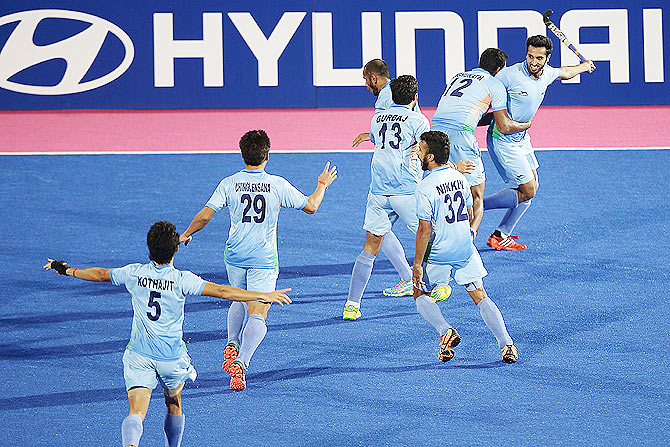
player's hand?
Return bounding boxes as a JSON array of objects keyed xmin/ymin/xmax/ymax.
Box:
[
  {"xmin": 412, "ymin": 263, "xmax": 428, "ymax": 299},
  {"xmin": 352, "ymin": 132, "xmax": 370, "ymax": 147},
  {"xmin": 262, "ymin": 288, "xmax": 292, "ymax": 306},
  {"xmin": 179, "ymin": 234, "xmax": 192, "ymax": 246},
  {"xmin": 44, "ymin": 258, "xmax": 70, "ymax": 275},
  {"xmin": 318, "ymin": 162, "xmax": 338, "ymax": 188},
  {"xmin": 584, "ymin": 60, "xmax": 596, "ymax": 73},
  {"xmin": 454, "ymin": 160, "xmax": 476, "ymax": 174}
]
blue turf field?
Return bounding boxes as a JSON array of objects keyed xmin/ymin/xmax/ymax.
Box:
[{"xmin": 1, "ymin": 150, "xmax": 669, "ymax": 446}]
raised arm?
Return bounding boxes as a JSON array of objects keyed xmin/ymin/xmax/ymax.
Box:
[
  {"xmin": 201, "ymin": 282, "xmax": 292, "ymax": 306},
  {"xmin": 302, "ymin": 162, "xmax": 338, "ymax": 214},
  {"xmin": 492, "ymin": 109, "xmax": 532, "ymax": 134},
  {"xmin": 412, "ymin": 219, "xmax": 433, "ymax": 297},
  {"xmin": 559, "ymin": 60, "xmax": 596, "ymax": 80},
  {"xmin": 180, "ymin": 206, "xmax": 216, "ymax": 245},
  {"xmin": 43, "ymin": 259, "xmax": 111, "ymax": 282}
]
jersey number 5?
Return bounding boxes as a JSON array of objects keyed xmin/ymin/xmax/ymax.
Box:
[
  {"xmin": 241, "ymin": 194, "xmax": 266, "ymax": 223},
  {"xmin": 147, "ymin": 291, "xmax": 161, "ymax": 321}
]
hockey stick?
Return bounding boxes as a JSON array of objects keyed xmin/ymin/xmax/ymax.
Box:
[{"xmin": 542, "ymin": 9, "xmax": 588, "ymax": 63}]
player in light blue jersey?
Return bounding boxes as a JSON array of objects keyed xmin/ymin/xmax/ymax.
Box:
[
  {"xmin": 484, "ymin": 35, "xmax": 595, "ymax": 251},
  {"xmin": 343, "ymin": 75, "xmax": 430, "ymax": 320},
  {"xmin": 43, "ymin": 221, "xmax": 291, "ymax": 447},
  {"xmin": 411, "ymin": 131, "xmax": 518, "ymax": 363},
  {"xmin": 180, "ymin": 129, "xmax": 337, "ymax": 390},
  {"xmin": 431, "ymin": 48, "xmax": 532, "ymax": 237}
]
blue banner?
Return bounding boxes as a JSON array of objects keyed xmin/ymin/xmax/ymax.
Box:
[{"xmin": 0, "ymin": 1, "xmax": 668, "ymax": 109}]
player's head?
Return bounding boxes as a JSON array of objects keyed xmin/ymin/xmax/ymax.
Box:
[
  {"xmin": 390, "ymin": 75, "xmax": 418, "ymax": 105},
  {"xmin": 419, "ymin": 131, "xmax": 450, "ymax": 171},
  {"xmin": 147, "ymin": 221, "xmax": 180, "ymax": 265},
  {"xmin": 526, "ymin": 35, "xmax": 553, "ymax": 77},
  {"xmin": 363, "ymin": 59, "xmax": 390, "ymax": 96},
  {"xmin": 478, "ymin": 48, "xmax": 509, "ymax": 75},
  {"xmin": 239, "ymin": 130, "xmax": 270, "ymax": 167}
]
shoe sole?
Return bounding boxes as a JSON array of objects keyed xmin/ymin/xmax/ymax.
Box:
[
  {"xmin": 438, "ymin": 331, "xmax": 461, "ymax": 362},
  {"xmin": 502, "ymin": 346, "xmax": 518, "ymax": 363},
  {"xmin": 229, "ymin": 364, "xmax": 246, "ymax": 390},
  {"xmin": 222, "ymin": 345, "xmax": 239, "ymax": 374},
  {"xmin": 343, "ymin": 313, "xmax": 361, "ymax": 320},
  {"xmin": 382, "ymin": 290, "xmax": 413, "ymax": 296}
]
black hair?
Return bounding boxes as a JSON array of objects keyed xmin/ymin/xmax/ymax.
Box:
[
  {"xmin": 147, "ymin": 221, "xmax": 179, "ymax": 264},
  {"xmin": 239, "ymin": 130, "xmax": 270, "ymax": 166},
  {"xmin": 421, "ymin": 131, "xmax": 450, "ymax": 165},
  {"xmin": 478, "ymin": 48, "xmax": 509, "ymax": 75},
  {"xmin": 390, "ymin": 75, "xmax": 418, "ymax": 105},
  {"xmin": 526, "ymin": 35, "xmax": 553, "ymax": 55},
  {"xmin": 363, "ymin": 59, "xmax": 390, "ymax": 79}
]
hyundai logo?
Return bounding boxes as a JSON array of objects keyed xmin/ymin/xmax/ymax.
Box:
[{"xmin": 0, "ymin": 9, "xmax": 134, "ymax": 95}]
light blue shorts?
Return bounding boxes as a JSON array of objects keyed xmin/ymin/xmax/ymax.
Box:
[
  {"xmin": 425, "ymin": 248, "xmax": 488, "ymax": 287},
  {"xmin": 363, "ymin": 192, "xmax": 418, "ymax": 236},
  {"xmin": 487, "ymin": 132, "xmax": 539, "ymax": 185},
  {"xmin": 225, "ymin": 263, "xmax": 278, "ymax": 292},
  {"xmin": 444, "ymin": 129, "xmax": 485, "ymax": 187},
  {"xmin": 122, "ymin": 349, "xmax": 196, "ymax": 392}
]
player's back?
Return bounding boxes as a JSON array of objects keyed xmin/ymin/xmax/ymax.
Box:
[
  {"xmin": 111, "ymin": 262, "xmax": 205, "ymax": 361},
  {"xmin": 369, "ymin": 104, "xmax": 429, "ymax": 195},
  {"xmin": 206, "ymin": 169, "xmax": 307, "ymax": 269},
  {"xmin": 415, "ymin": 166, "xmax": 474, "ymax": 264},
  {"xmin": 432, "ymin": 68, "xmax": 506, "ymax": 133}
]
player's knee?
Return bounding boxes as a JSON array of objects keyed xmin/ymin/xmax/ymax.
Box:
[{"xmin": 518, "ymin": 183, "xmax": 537, "ymax": 202}]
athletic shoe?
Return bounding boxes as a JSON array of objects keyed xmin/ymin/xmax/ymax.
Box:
[
  {"xmin": 501, "ymin": 344, "xmax": 518, "ymax": 363},
  {"xmin": 486, "ymin": 234, "xmax": 527, "ymax": 251},
  {"xmin": 229, "ymin": 360, "xmax": 247, "ymax": 390},
  {"xmin": 438, "ymin": 327, "xmax": 461, "ymax": 362},
  {"xmin": 342, "ymin": 304, "xmax": 361, "ymax": 320},
  {"xmin": 430, "ymin": 284, "xmax": 452, "ymax": 302},
  {"xmin": 382, "ymin": 280, "xmax": 413, "ymax": 297},
  {"xmin": 222, "ymin": 341, "xmax": 239, "ymax": 374}
]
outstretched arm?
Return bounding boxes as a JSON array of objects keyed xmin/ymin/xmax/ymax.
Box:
[
  {"xmin": 492, "ymin": 109, "xmax": 532, "ymax": 134},
  {"xmin": 559, "ymin": 60, "xmax": 596, "ymax": 80},
  {"xmin": 201, "ymin": 282, "xmax": 292, "ymax": 306},
  {"xmin": 302, "ymin": 162, "xmax": 338, "ymax": 214},
  {"xmin": 352, "ymin": 132, "xmax": 371, "ymax": 147},
  {"xmin": 412, "ymin": 219, "xmax": 432, "ymax": 298},
  {"xmin": 180, "ymin": 206, "xmax": 216, "ymax": 245},
  {"xmin": 43, "ymin": 259, "xmax": 111, "ymax": 282}
]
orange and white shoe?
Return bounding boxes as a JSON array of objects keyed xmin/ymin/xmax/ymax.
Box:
[
  {"xmin": 222, "ymin": 341, "xmax": 239, "ymax": 374},
  {"xmin": 487, "ymin": 234, "xmax": 527, "ymax": 251},
  {"xmin": 229, "ymin": 360, "xmax": 247, "ymax": 390},
  {"xmin": 438, "ymin": 328, "xmax": 461, "ymax": 362},
  {"xmin": 502, "ymin": 344, "xmax": 518, "ymax": 363}
]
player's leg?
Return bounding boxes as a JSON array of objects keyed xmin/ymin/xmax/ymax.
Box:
[
  {"xmin": 344, "ymin": 193, "xmax": 389, "ymax": 319},
  {"xmin": 454, "ymin": 252, "xmax": 517, "ymax": 363},
  {"xmin": 223, "ymin": 263, "xmax": 248, "ymax": 371},
  {"xmin": 381, "ymin": 195, "xmax": 417, "ymax": 297},
  {"xmin": 157, "ymin": 353, "xmax": 197, "ymax": 447},
  {"xmin": 420, "ymin": 263, "xmax": 460, "ymax": 361},
  {"xmin": 122, "ymin": 350, "xmax": 159, "ymax": 447},
  {"xmin": 447, "ymin": 133, "xmax": 486, "ymax": 236},
  {"xmin": 229, "ymin": 268, "xmax": 278, "ymax": 390},
  {"xmin": 470, "ymin": 182, "xmax": 485, "ymax": 235}
]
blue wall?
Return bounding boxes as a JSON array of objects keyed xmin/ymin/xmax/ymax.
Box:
[{"xmin": 0, "ymin": 1, "xmax": 668, "ymax": 110}]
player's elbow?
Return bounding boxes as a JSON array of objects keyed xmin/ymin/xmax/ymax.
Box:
[{"xmin": 302, "ymin": 200, "xmax": 318, "ymax": 214}]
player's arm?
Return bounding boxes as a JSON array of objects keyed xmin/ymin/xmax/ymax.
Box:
[
  {"xmin": 492, "ymin": 109, "xmax": 532, "ymax": 134},
  {"xmin": 43, "ymin": 259, "xmax": 111, "ymax": 282},
  {"xmin": 559, "ymin": 60, "xmax": 596, "ymax": 80},
  {"xmin": 201, "ymin": 282, "xmax": 292, "ymax": 306},
  {"xmin": 180, "ymin": 206, "xmax": 216, "ymax": 245},
  {"xmin": 302, "ymin": 162, "xmax": 338, "ymax": 214},
  {"xmin": 412, "ymin": 219, "xmax": 432, "ymax": 297},
  {"xmin": 352, "ymin": 132, "xmax": 371, "ymax": 147}
]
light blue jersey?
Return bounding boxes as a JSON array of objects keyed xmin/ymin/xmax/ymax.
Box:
[
  {"xmin": 415, "ymin": 166, "xmax": 474, "ymax": 265},
  {"xmin": 375, "ymin": 82, "xmax": 422, "ymax": 114},
  {"xmin": 111, "ymin": 262, "xmax": 206, "ymax": 361},
  {"xmin": 491, "ymin": 61, "xmax": 561, "ymax": 142},
  {"xmin": 432, "ymin": 68, "xmax": 507, "ymax": 133},
  {"xmin": 205, "ymin": 169, "xmax": 308, "ymax": 269},
  {"xmin": 369, "ymin": 104, "xmax": 430, "ymax": 195}
]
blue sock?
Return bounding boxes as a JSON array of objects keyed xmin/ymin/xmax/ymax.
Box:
[
  {"xmin": 164, "ymin": 414, "xmax": 185, "ymax": 447},
  {"xmin": 227, "ymin": 301, "xmax": 247, "ymax": 345},
  {"xmin": 122, "ymin": 413, "xmax": 143, "ymax": 447},
  {"xmin": 415, "ymin": 295, "xmax": 451, "ymax": 336},
  {"xmin": 498, "ymin": 199, "xmax": 532, "ymax": 236},
  {"xmin": 380, "ymin": 231, "xmax": 412, "ymax": 282},
  {"xmin": 347, "ymin": 251, "xmax": 376, "ymax": 305},
  {"xmin": 477, "ymin": 297, "xmax": 513, "ymax": 349},
  {"xmin": 483, "ymin": 188, "xmax": 518, "ymax": 210},
  {"xmin": 237, "ymin": 314, "xmax": 267, "ymax": 368}
]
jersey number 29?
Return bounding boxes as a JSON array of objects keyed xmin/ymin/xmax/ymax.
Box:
[{"xmin": 241, "ymin": 194, "xmax": 266, "ymax": 223}]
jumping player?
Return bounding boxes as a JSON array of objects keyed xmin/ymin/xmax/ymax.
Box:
[
  {"xmin": 343, "ymin": 75, "xmax": 429, "ymax": 320},
  {"xmin": 179, "ymin": 130, "xmax": 337, "ymax": 390},
  {"xmin": 411, "ymin": 131, "xmax": 518, "ymax": 363},
  {"xmin": 484, "ymin": 35, "xmax": 595, "ymax": 250},
  {"xmin": 43, "ymin": 221, "xmax": 291, "ymax": 447}
]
